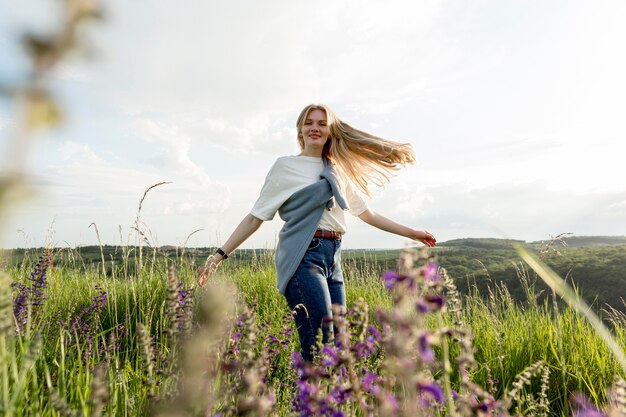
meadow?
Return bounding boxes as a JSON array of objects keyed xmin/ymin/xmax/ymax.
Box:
[
  {"xmin": 3, "ymin": 2, "xmax": 626, "ymax": 415},
  {"xmin": 1, "ymin": 241, "xmax": 626, "ymax": 417}
]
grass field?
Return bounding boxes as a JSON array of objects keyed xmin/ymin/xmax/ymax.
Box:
[{"xmin": 1, "ymin": 245, "xmax": 625, "ymax": 416}]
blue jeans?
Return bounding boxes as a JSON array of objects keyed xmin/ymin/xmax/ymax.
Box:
[{"xmin": 284, "ymin": 236, "xmax": 345, "ymax": 362}]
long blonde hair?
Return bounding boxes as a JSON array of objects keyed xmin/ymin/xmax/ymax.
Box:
[{"xmin": 296, "ymin": 104, "xmax": 415, "ymax": 197}]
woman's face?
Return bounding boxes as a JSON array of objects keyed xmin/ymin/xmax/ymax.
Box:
[{"xmin": 300, "ymin": 109, "xmax": 329, "ymax": 155}]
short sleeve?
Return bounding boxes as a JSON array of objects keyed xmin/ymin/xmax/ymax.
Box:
[
  {"xmin": 249, "ymin": 159, "xmax": 289, "ymax": 221},
  {"xmin": 345, "ymin": 181, "xmax": 368, "ymax": 216}
]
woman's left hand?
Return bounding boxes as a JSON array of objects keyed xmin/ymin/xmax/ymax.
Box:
[
  {"xmin": 196, "ymin": 256, "xmax": 220, "ymax": 288},
  {"xmin": 410, "ymin": 230, "xmax": 437, "ymax": 247}
]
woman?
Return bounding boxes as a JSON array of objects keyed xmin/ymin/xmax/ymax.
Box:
[{"xmin": 199, "ymin": 104, "xmax": 436, "ymax": 361}]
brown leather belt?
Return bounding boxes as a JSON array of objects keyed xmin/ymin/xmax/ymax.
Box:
[{"xmin": 314, "ymin": 229, "xmax": 342, "ymax": 240}]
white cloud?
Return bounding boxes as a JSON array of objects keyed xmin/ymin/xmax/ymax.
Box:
[
  {"xmin": 60, "ymin": 141, "xmax": 103, "ymax": 164},
  {"xmin": 134, "ymin": 118, "xmax": 221, "ymax": 186},
  {"xmin": 189, "ymin": 113, "xmax": 296, "ymax": 155}
]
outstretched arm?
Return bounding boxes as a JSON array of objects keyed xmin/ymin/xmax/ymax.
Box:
[
  {"xmin": 358, "ymin": 209, "xmax": 436, "ymax": 247},
  {"xmin": 198, "ymin": 213, "xmax": 264, "ymax": 286}
]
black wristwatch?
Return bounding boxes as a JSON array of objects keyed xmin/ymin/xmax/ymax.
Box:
[{"xmin": 215, "ymin": 248, "xmax": 228, "ymax": 259}]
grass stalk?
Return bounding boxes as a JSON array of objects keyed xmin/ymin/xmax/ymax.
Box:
[
  {"xmin": 437, "ymin": 313, "xmax": 458, "ymax": 417},
  {"xmin": 89, "ymin": 222, "xmax": 107, "ymax": 278}
]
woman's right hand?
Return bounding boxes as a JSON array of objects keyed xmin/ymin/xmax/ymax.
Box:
[{"xmin": 410, "ymin": 230, "xmax": 437, "ymax": 247}]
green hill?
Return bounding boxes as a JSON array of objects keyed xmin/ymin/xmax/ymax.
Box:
[
  {"xmin": 4, "ymin": 236, "xmax": 626, "ymax": 313},
  {"xmin": 439, "ymin": 238, "xmax": 525, "ymax": 250},
  {"xmin": 530, "ymin": 235, "xmax": 626, "ymax": 248}
]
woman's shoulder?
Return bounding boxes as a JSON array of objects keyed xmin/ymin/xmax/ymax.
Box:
[
  {"xmin": 269, "ymin": 155, "xmax": 292, "ymax": 171},
  {"xmin": 273, "ymin": 155, "xmax": 319, "ymax": 168},
  {"xmin": 266, "ymin": 155, "xmax": 296, "ymax": 177}
]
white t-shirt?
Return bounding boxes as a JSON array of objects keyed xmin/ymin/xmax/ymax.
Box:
[{"xmin": 250, "ymin": 155, "xmax": 368, "ymax": 234}]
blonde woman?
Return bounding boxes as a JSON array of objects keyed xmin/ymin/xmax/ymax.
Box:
[{"xmin": 199, "ymin": 104, "xmax": 436, "ymax": 361}]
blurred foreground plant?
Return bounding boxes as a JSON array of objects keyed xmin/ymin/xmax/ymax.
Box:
[{"xmin": 0, "ymin": 0, "xmax": 104, "ymax": 224}]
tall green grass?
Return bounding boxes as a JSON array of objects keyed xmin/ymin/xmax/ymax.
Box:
[{"xmin": 1, "ymin": 247, "xmax": 624, "ymax": 416}]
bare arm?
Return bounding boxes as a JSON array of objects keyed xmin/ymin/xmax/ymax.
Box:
[
  {"xmin": 198, "ymin": 213, "xmax": 263, "ymax": 285},
  {"xmin": 358, "ymin": 209, "xmax": 436, "ymax": 247},
  {"xmin": 218, "ymin": 213, "xmax": 264, "ymax": 259}
]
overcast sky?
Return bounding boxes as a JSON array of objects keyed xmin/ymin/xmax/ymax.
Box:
[{"xmin": 1, "ymin": 0, "xmax": 625, "ymax": 249}]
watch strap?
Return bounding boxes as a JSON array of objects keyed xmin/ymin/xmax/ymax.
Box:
[{"xmin": 215, "ymin": 248, "xmax": 228, "ymax": 259}]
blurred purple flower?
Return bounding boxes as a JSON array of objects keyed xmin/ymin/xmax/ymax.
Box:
[
  {"xmin": 361, "ymin": 371, "xmax": 380, "ymax": 394},
  {"xmin": 177, "ymin": 282, "xmax": 191, "ymax": 306},
  {"xmin": 352, "ymin": 339, "xmax": 376, "ymax": 359},
  {"xmin": 416, "ymin": 295, "xmax": 445, "ymax": 314},
  {"xmin": 382, "ymin": 270, "xmax": 408, "ymax": 289},
  {"xmin": 419, "ymin": 333, "xmax": 435, "ymax": 362},
  {"xmin": 380, "ymin": 394, "xmax": 399, "ymax": 415},
  {"xmin": 321, "ymin": 345, "xmax": 339, "ymax": 367},
  {"xmin": 328, "ymin": 385, "xmax": 351, "ymax": 406},
  {"xmin": 417, "ymin": 381, "xmax": 444, "ymax": 404},
  {"xmin": 422, "ymin": 262, "xmax": 441, "ymax": 282},
  {"xmin": 293, "ymin": 352, "xmax": 317, "ymax": 380},
  {"xmin": 571, "ymin": 393, "xmax": 606, "ymax": 417},
  {"xmin": 293, "ymin": 379, "xmax": 318, "ymax": 416},
  {"xmin": 367, "ymin": 325, "xmax": 382, "ymax": 341}
]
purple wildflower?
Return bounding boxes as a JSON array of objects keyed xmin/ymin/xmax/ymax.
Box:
[
  {"xmin": 65, "ymin": 288, "xmax": 109, "ymax": 361},
  {"xmin": 293, "ymin": 352, "xmax": 317, "ymax": 380},
  {"xmin": 379, "ymin": 393, "xmax": 399, "ymax": 415},
  {"xmin": 328, "ymin": 385, "xmax": 351, "ymax": 406},
  {"xmin": 367, "ymin": 325, "xmax": 382, "ymax": 341},
  {"xmin": 293, "ymin": 379, "xmax": 319, "ymax": 416},
  {"xmin": 416, "ymin": 294, "xmax": 445, "ymax": 313},
  {"xmin": 12, "ymin": 250, "xmax": 53, "ymax": 334},
  {"xmin": 571, "ymin": 393, "xmax": 607, "ymax": 417},
  {"xmin": 12, "ymin": 281, "xmax": 29, "ymax": 334},
  {"xmin": 473, "ymin": 401, "xmax": 492, "ymax": 413},
  {"xmin": 321, "ymin": 345, "xmax": 340, "ymax": 367},
  {"xmin": 417, "ymin": 381, "xmax": 444, "ymax": 404},
  {"xmin": 382, "ymin": 270, "xmax": 407, "ymax": 289},
  {"xmin": 352, "ymin": 336, "xmax": 377, "ymax": 359},
  {"xmin": 422, "ymin": 262, "xmax": 441, "ymax": 282},
  {"xmin": 418, "ymin": 333, "xmax": 435, "ymax": 362},
  {"xmin": 361, "ymin": 371, "xmax": 380, "ymax": 394},
  {"xmin": 176, "ymin": 282, "xmax": 190, "ymax": 306}
]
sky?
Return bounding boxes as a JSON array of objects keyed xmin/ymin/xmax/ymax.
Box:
[{"xmin": 1, "ymin": 0, "xmax": 625, "ymax": 249}]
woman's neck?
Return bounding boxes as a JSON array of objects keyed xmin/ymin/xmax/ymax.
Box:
[{"xmin": 299, "ymin": 148, "xmax": 323, "ymax": 157}]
